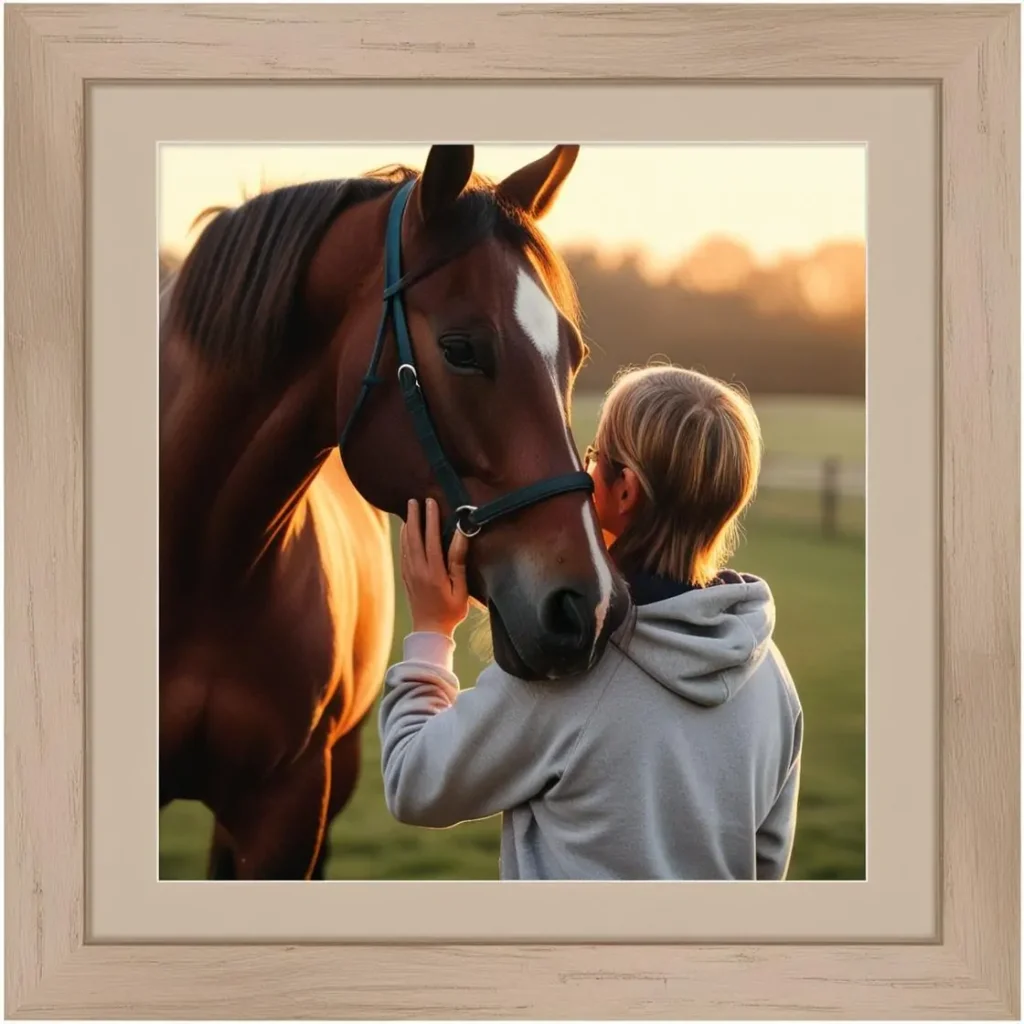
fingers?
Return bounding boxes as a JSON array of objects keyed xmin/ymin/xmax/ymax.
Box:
[
  {"xmin": 447, "ymin": 529, "xmax": 469, "ymax": 597},
  {"xmin": 423, "ymin": 498, "xmax": 445, "ymax": 578},
  {"xmin": 403, "ymin": 496, "xmax": 472, "ymax": 602},
  {"xmin": 399, "ymin": 517, "xmax": 416, "ymax": 596},
  {"xmin": 400, "ymin": 496, "xmax": 473, "ymax": 636},
  {"xmin": 404, "ymin": 499, "xmax": 425, "ymax": 570}
]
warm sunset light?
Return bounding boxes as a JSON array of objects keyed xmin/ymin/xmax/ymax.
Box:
[
  {"xmin": 160, "ymin": 143, "xmax": 865, "ymax": 274},
  {"xmin": 160, "ymin": 142, "xmax": 868, "ymax": 889}
]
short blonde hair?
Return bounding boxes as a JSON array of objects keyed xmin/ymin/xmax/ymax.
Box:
[{"xmin": 593, "ymin": 365, "xmax": 762, "ymax": 586}]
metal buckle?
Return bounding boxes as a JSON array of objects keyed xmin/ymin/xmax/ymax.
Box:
[
  {"xmin": 454, "ymin": 505, "xmax": 482, "ymax": 538},
  {"xmin": 397, "ymin": 363, "xmax": 419, "ymax": 390}
]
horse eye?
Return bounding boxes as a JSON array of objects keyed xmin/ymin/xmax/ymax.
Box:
[{"xmin": 439, "ymin": 334, "xmax": 483, "ymax": 374}]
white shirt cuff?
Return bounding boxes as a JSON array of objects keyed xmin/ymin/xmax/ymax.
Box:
[{"xmin": 402, "ymin": 632, "xmax": 456, "ymax": 672}]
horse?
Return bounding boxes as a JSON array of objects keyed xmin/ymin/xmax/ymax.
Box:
[{"xmin": 159, "ymin": 144, "xmax": 631, "ymax": 880}]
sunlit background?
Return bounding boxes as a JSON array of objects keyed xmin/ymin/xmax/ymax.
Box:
[{"xmin": 160, "ymin": 144, "xmax": 866, "ymax": 881}]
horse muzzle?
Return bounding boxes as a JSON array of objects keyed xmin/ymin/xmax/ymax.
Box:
[{"xmin": 485, "ymin": 573, "xmax": 629, "ymax": 681}]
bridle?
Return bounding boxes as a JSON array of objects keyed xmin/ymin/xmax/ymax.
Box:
[{"xmin": 337, "ymin": 179, "xmax": 594, "ymax": 544}]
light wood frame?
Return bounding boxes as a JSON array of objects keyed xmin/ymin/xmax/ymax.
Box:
[{"xmin": 6, "ymin": 3, "xmax": 1019, "ymax": 1018}]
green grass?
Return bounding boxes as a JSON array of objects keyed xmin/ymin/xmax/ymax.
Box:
[
  {"xmin": 160, "ymin": 394, "xmax": 865, "ymax": 881},
  {"xmin": 572, "ymin": 391, "xmax": 865, "ymax": 464},
  {"xmin": 745, "ymin": 395, "xmax": 865, "ymax": 462}
]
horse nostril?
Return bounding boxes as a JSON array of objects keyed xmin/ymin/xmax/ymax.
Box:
[{"xmin": 540, "ymin": 588, "xmax": 593, "ymax": 652}]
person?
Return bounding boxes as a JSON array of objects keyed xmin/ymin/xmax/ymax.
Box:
[{"xmin": 379, "ymin": 365, "xmax": 803, "ymax": 880}]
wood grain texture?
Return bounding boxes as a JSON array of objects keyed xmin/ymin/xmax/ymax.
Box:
[
  {"xmin": 4, "ymin": 3, "xmax": 1019, "ymax": 1019},
  {"xmin": 939, "ymin": 5, "xmax": 1021, "ymax": 1008},
  {"xmin": 5, "ymin": 4, "xmax": 86, "ymax": 1017},
  {"xmin": 11, "ymin": 3, "xmax": 1019, "ymax": 79},
  {"xmin": 10, "ymin": 944, "xmax": 1014, "ymax": 1020}
]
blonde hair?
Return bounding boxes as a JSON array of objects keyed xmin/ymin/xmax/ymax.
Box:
[{"xmin": 594, "ymin": 365, "xmax": 762, "ymax": 586}]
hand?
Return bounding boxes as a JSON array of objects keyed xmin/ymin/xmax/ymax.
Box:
[{"xmin": 400, "ymin": 498, "xmax": 470, "ymax": 639}]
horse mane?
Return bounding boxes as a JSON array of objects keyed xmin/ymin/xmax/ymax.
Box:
[{"xmin": 166, "ymin": 163, "xmax": 580, "ymax": 378}]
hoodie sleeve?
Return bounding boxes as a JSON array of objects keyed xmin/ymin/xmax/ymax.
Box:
[
  {"xmin": 378, "ymin": 632, "xmax": 579, "ymax": 828},
  {"xmin": 755, "ymin": 710, "xmax": 804, "ymax": 880}
]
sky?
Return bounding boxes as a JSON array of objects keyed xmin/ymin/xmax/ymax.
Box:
[{"xmin": 159, "ymin": 144, "xmax": 865, "ymax": 276}]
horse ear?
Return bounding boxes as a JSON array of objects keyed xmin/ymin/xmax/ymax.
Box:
[
  {"xmin": 417, "ymin": 145, "xmax": 475, "ymax": 222},
  {"xmin": 496, "ymin": 145, "xmax": 580, "ymax": 220}
]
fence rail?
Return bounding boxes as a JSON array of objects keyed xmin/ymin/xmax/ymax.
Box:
[
  {"xmin": 760, "ymin": 455, "xmax": 864, "ymax": 496},
  {"xmin": 755, "ymin": 455, "xmax": 865, "ymax": 538}
]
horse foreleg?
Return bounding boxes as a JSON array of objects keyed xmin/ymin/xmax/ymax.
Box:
[
  {"xmin": 307, "ymin": 724, "xmax": 363, "ymax": 880},
  {"xmin": 210, "ymin": 720, "xmax": 364, "ymax": 880},
  {"xmin": 215, "ymin": 741, "xmax": 333, "ymax": 881},
  {"xmin": 206, "ymin": 821, "xmax": 238, "ymax": 879}
]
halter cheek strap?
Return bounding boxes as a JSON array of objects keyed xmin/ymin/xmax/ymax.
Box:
[{"xmin": 337, "ymin": 179, "xmax": 594, "ymax": 543}]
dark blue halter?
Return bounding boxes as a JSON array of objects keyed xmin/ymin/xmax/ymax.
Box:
[{"xmin": 338, "ymin": 180, "xmax": 594, "ymax": 543}]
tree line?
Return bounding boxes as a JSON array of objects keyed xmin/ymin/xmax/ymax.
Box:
[
  {"xmin": 160, "ymin": 236, "xmax": 865, "ymax": 398},
  {"xmin": 564, "ymin": 240, "xmax": 864, "ymax": 397}
]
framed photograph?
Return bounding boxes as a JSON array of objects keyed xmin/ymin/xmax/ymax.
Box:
[{"xmin": 6, "ymin": 3, "xmax": 1019, "ymax": 1018}]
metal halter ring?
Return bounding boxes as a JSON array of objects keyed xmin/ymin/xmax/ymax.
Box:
[
  {"xmin": 397, "ymin": 363, "xmax": 419, "ymax": 389},
  {"xmin": 454, "ymin": 505, "xmax": 482, "ymax": 538}
]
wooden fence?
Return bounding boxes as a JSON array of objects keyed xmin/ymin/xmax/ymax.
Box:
[{"xmin": 755, "ymin": 455, "xmax": 865, "ymax": 538}]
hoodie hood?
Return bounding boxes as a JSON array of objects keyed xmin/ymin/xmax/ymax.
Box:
[{"xmin": 619, "ymin": 570, "xmax": 775, "ymax": 707}]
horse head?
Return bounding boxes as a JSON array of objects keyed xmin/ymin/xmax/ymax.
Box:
[{"xmin": 313, "ymin": 145, "xmax": 630, "ymax": 680}]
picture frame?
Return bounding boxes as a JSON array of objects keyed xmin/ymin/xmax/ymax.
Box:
[{"xmin": 5, "ymin": 3, "xmax": 1019, "ymax": 1018}]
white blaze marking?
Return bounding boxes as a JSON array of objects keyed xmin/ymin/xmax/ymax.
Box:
[
  {"xmin": 513, "ymin": 264, "xmax": 612, "ymax": 647},
  {"xmin": 514, "ymin": 266, "xmax": 563, "ymax": 416},
  {"xmin": 582, "ymin": 506, "xmax": 613, "ymax": 650},
  {"xmin": 514, "ymin": 266, "xmax": 561, "ymax": 364}
]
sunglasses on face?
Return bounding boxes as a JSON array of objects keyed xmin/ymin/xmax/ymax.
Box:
[{"xmin": 584, "ymin": 445, "xmax": 624, "ymax": 474}]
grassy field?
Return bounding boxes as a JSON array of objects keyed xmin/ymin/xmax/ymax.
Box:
[
  {"xmin": 160, "ymin": 394, "xmax": 865, "ymax": 881},
  {"xmin": 748, "ymin": 395, "xmax": 864, "ymax": 462}
]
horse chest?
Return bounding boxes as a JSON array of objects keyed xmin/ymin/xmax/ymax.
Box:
[
  {"xmin": 162, "ymin": 558, "xmax": 331, "ymax": 795},
  {"xmin": 162, "ymin": 604, "xmax": 335, "ymax": 798},
  {"xmin": 160, "ymin": 457, "xmax": 393, "ymax": 807}
]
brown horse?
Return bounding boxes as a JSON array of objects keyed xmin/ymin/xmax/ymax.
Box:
[{"xmin": 159, "ymin": 144, "xmax": 630, "ymax": 879}]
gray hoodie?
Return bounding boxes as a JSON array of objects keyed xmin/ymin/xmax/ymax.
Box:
[{"xmin": 379, "ymin": 571, "xmax": 803, "ymax": 880}]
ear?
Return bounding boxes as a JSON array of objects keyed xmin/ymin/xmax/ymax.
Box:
[
  {"xmin": 618, "ymin": 467, "xmax": 644, "ymax": 519},
  {"xmin": 496, "ymin": 145, "xmax": 580, "ymax": 220},
  {"xmin": 416, "ymin": 145, "xmax": 475, "ymax": 223}
]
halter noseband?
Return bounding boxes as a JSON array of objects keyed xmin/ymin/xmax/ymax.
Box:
[{"xmin": 337, "ymin": 179, "xmax": 594, "ymax": 543}]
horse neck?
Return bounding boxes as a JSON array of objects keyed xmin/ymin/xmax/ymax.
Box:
[
  {"xmin": 160, "ymin": 193, "xmax": 392, "ymax": 598},
  {"xmin": 160, "ymin": 332, "xmax": 340, "ymax": 604}
]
